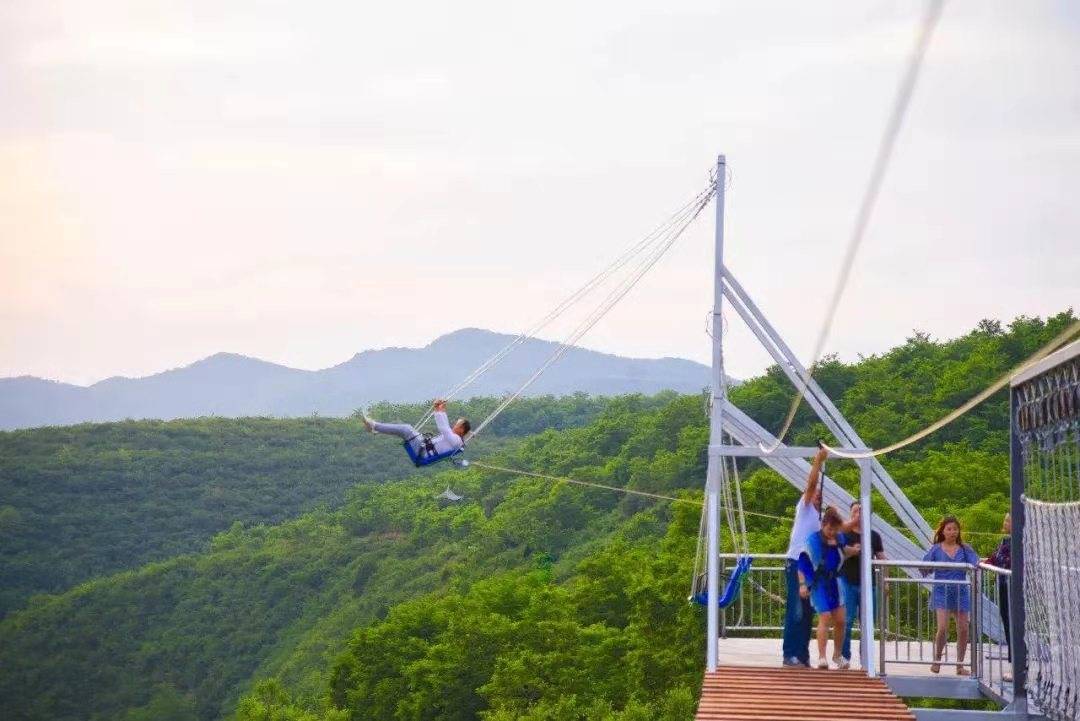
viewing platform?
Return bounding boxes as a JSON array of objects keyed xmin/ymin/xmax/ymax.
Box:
[{"xmin": 693, "ymin": 553, "xmax": 1032, "ymax": 720}]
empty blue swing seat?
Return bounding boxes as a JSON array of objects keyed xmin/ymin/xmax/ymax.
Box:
[{"xmin": 692, "ymin": 555, "xmax": 753, "ymax": 608}]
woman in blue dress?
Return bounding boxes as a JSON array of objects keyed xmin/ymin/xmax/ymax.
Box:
[
  {"xmin": 923, "ymin": 515, "xmax": 980, "ymax": 674},
  {"xmin": 798, "ymin": 506, "xmax": 859, "ymax": 669}
]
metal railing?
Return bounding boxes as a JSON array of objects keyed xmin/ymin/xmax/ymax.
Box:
[
  {"xmin": 975, "ymin": 562, "xmax": 1014, "ymax": 702},
  {"xmin": 718, "ymin": 553, "xmax": 787, "ymax": 635},
  {"xmin": 716, "ymin": 552, "xmax": 1015, "ymax": 698},
  {"xmin": 875, "ymin": 559, "xmax": 979, "ymax": 678}
]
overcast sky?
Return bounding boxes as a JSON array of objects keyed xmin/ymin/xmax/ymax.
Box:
[{"xmin": 2, "ymin": 1, "xmax": 1077, "ymax": 386}]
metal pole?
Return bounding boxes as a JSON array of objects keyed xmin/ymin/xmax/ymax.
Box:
[
  {"xmin": 719, "ymin": 555, "xmax": 728, "ymax": 639},
  {"xmin": 878, "ymin": 561, "xmax": 887, "ymax": 675},
  {"xmin": 859, "ymin": 457, "xmax": 877, "ymax": 677},
  {"xmin": 1008, "ymin": 385, "xmax": 1028, "ymax": 711},
  {"xmin": 970, "ymin": 567, "xmax": 980, "ymax": 678},
  {"xmin": 705, "ymin": 154, "xmax": 727, "ymax": 672}
]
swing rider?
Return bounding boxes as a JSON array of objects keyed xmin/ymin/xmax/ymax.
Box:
[
  {"xmin": 781, "ymin": 446, "xmax": 829, "ymax": 668},
  {"xmin": 362, "ymin": 400, "xmax": 470, "ymax": 466},
  {"xmin": 799, "ymin": 506, "xmax": 861, "ymax": 669}
]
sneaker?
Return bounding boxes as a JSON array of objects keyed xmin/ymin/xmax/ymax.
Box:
[
  {"xmin": 782, "ymin": 657, "xmax": 803, "ymax": 667},
  {"xmin": 360, "ymin": 411, "xmax": 375, "ymax": 433},
  {"xmin": 834, "ymin": 656, "xmax": 850, "ymax": 670}
]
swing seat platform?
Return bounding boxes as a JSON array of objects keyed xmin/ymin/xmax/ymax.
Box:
[
  {"xmin": 403, "ymin": 441, "xmax": 466, "ymax": 468},
  {"xmin": 692, "ymin": 556, "xmax": 753, "ymax": 608}
]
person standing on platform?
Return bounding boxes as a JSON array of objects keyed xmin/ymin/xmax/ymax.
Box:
[
  {"xmin": 839, "ymin": 501, "xmax": 885, "ymax": 666},
  {"xmin": 800, "ymin": 506, "xmax": 857, "ymax": 669},
  {"xmin": 985, "ymin": 511, "xmax": 1013, "ymax": 682},
  {"xmin": 782, "ymin": 446, "xmax": 828, "ymax": 667},
  {"xmin": 924, "ymin": 515, "xmax": 980, "ymax": 675}
]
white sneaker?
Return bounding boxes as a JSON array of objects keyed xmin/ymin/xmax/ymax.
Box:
[{"xmin": 834, "ymin": 656, "xmax": 850, "ymax": 670}]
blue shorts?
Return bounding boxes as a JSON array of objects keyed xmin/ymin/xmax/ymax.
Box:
[
  {"xmin": 930, "ymin": 584, "xmax": 971, "ymax": 613},
  {"xmin": 811, "ymin": 579, "xmax": 843, "ymax": 614}
]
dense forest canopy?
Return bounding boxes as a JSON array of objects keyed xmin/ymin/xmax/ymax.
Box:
[
  {"xmin": 0, "ymin": 310, "xmax": 1073, "ymax": 721},
  {"xmin": 0, "ymin": 394, "xmax": 623, "ymax": 617}
]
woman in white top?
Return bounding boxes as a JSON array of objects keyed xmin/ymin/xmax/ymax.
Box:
[{"xmin": 362, "ymin": 400, "xmax": 469, "ymax": 460}]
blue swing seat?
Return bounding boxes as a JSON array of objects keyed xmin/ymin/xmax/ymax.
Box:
[
  {"xmin": 403, "ymin": 439, "xmax": 465, "ymax": 468},
  {"xmin": 692, "ymin": 555, "xmax": 753, "ymax": 608}
]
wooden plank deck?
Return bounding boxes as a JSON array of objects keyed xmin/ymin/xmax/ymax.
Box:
[{"xmin": 696, "ymin": 665, "xmax": 915, "ymax": 721}]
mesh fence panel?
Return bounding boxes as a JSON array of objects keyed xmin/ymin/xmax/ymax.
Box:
[
  {"xmin": 1023, "ymin": 499, "xmax": 1080, "ymax": 721},
  {"xmin": 1017, "ymin": 348, "xmax": 1080, "ymax": 720},
  {"xmin": 1016, "ymin": 353, "xmax": 1079, "ymax": 504}
]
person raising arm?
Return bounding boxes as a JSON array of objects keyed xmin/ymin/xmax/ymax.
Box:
[
  {"xmin": 362, "ymin": 400, "xmax": 470, "ymax": 463},
  {"xmin": 781, "ymin": 446, "xmax": 829, "ymax": 667}
]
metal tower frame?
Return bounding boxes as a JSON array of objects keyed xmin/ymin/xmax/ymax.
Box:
[{"xmin": 703, "ymin": 155, "xmax": 940, "ymax": 676}]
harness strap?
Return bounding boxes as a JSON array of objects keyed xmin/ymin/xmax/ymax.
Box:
[
  {"xmin": 810, "ymin": 565, "xmax": 840, "ymax": 590},
  {"xmin": 406, "ymin": 432, "xmax": 438, "ymax": 458}
]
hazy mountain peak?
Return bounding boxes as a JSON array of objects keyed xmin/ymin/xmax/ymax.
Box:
[
  {"xmin": 427, "ymin": 327, "xmax": 506, "ymax": 346},
  {"xmin": 0, "ymin": 329, "xmax": 709, "ymax": 430}
]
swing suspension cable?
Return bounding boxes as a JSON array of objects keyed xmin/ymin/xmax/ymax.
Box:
[
  {"xmin": 465, "ymin": 178, "xmax": 716, "ymax": 440},
  {"xmin": 719, "ymin": 456, "xmax": 740, "ymax": 553},
  {"xmin": 725, "ymin": 456, "xmax": 750, "ymax": 628},
  {"xmin": 415, "ymin": 182, "xmax": 718, "ymax": 430},
  {"xmin": 690, "ymin": 498, "xmax": 708, "ymax": 599},
  {"xmin": 762, "ymin": 0, "xmax": 947, "ymax": 453},
  {"xmin": 730, "ymin": 454, "xmax": 749, "ymax": 555},
  {"xmin": 714, "ymin": 309, "xmax": 748, "ymax": 556},
  {"xmin": 469, "ymin": 461, "xmax": 704, "ymax": 506}
]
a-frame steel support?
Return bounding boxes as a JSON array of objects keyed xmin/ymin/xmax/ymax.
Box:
[{"xmin": 704, "ymin": 156, "xmax": 1004, "ymax": 674}]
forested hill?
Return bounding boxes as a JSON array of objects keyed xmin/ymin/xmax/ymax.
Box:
[
  {"xmin": 0, "ymin": 328, "xmax": 709, "ymax": 430},
  {"xmin": 0, "ymin": 310, "xmax": 1073, "ymax": 721},
  {"xmin": 0, "ymin": 393, "xmax": 628, "ymax": 617}
]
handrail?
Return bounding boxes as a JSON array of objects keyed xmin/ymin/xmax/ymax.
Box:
[
  {"xmin": 874, "ymin": 559, "xmax": 974, "ymax": 571},
  {"xmin": 715, "ymin": 548, "xmax": 1012, "ymax": 696},
  {"xmin": 978, "ymin": 561, "xmax": 1011, "ymax": 576}
]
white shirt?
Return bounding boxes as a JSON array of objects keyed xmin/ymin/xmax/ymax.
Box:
[
  {"xmin": 785, "ymin": 498, "xmax": 821, "ymax": 560},
  {"xmin": 429, "ymin": 411, "xmax": 464, "ymax": 455}
]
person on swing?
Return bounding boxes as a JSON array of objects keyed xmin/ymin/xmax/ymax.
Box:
[{"xmin": 362, "ymin": 400, "xmax": 470, "ymax": 461}]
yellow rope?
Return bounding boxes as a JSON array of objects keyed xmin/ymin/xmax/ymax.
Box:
[
  {"xmin": 468, "ymin": 462, "xmax": 1015, "ymax": 538},
  {"xmin": 824, "ymin": 319, "xmax": 1080, "ymax": 459}
]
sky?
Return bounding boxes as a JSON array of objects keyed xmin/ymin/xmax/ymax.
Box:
[{"xmin": 1, "ymin": 0, "xmax": 1077, "ymax": 386}]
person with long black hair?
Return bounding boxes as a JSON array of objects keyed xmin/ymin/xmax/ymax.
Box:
[
  {"xmin": 923, "ymin": 515, "xmax": 979, "ymax": 674},
  {"xmin": 985, "ymin": 511, "xmax": 1013, "ymax": 681}
]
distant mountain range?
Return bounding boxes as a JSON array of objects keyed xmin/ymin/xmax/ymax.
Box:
[{"xmin": 0, "ymin": 328, "xmax": 711, "ymax": 430}]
